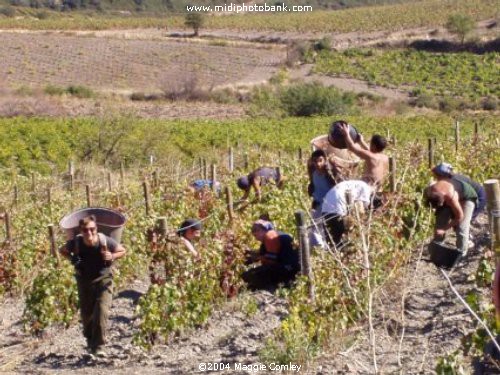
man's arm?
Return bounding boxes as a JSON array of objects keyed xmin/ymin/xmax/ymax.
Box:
[
  {"xmin": 340, "ymin": 124, "xmax": 373, "ymax": 161},
  {"xmin": 59, "ymin": 244, "xmax": 71, "ymax": 260},
  {"xmin": 358, "ymin": 134, "xmax": 370, "ymax": 151},
  {"xmin": 252, "ymin": 176, "xmax": 262, "ymax": 201},
  {"xmin": 103, "ymin": 238, "xmax": 126, "ymax": 262},
  {"xmin": 436, "ymin": 191, "xmax": 464, "ymax": 235}
]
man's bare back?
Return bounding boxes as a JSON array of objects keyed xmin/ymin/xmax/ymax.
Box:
[{"xmin": 363, "ymin": 152, "xmax": 389, "ymax": 187}]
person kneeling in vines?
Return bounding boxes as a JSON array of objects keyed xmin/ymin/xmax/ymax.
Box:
[{"xmin": 242, "ymin": 220, "xmax": 299, "ymax": 290}]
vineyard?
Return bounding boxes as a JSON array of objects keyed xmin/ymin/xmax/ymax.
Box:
[
  {"xmin": 313, "ymin": 48, "xmax": 500, "ymax": 106},
  {"xmin": 0, "ymin": 0, "xmax": 497, "ymax": 33},
  {"xmin": 0, "ymin": 32, "xmax": 283, "ymax": 93},
  {"xmin": 0, "ymin": 113, "xmax": 499, "ymax": 372}
]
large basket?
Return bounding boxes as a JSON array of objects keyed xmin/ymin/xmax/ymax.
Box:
[
  {"xmin": 311, "ymin": 134, "xmax": 360, "ymax": 171},
  {"xmin": 428, "ymin": 241, "xmax": 462, "ymax": 269},
  {"xmin": 59, "ymin": 207, "xmax": 126, "ymax": 242}
]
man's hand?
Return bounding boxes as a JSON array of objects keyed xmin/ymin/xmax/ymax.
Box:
[
  {"xmin": 434, "ymin": 229, "xmax": 446, "ymax": 241},
  {"xmin": 339, "ymin": 123, "xmax": 350, "ymax": 138},
  {"xmin": 102, "ymin": 250, "xmax": 114, "ymax": 262}
]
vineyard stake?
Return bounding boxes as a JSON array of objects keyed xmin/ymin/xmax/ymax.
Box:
[
  {"xmin": 48, "ymin": 224, "xmax": 59, "ymax": 264},
  {"xmin": 294, "ymin": 210, "xmax": 315, "ymax": 302},
  {"xmin": 203, "ymin": 159, "xmax": 208, "ymax": 180},
  {"xmin": 152, "ymin": 170, "xmax": 159, "ymax": 190},
  {"xmin": 120, "ymin": 161, "xmax": 125, "ymax": 186},
  {"xmin": 198, "ymin": 157, "xmax": 203, "ymax": 179},
  {"xmin": 228, "ymin": 147, "xmax": 234, "ymax": 173},
  {"xmin": 225, "ymin": 186, "xmax": 234, "ymax": 224},
  {"xmin": 86, "ymin": 185, "xmax": 92, "ymax": 207},
  {"xmin": 484, "ymin": 179, "xmax": 500, "ymax": 255},
  {"xmin": 31, "ymin": 172, "xmax": 36, "ymax": 193},
  {"xmin": 143, "ymin": 181, "xmax": 151, "ymax": 217},
  {"xmin": 454, "ymin": 121, "xmax": 460, "ymax": 153},
  {"xmin": 47, "ymin": 187, "xmax": 52, "ymax": 216},
  {"xmin": 391, "ymin": 136, "xmax": 396, "ymax": 147},
  {"xmin": 474, "ymin": 121, "xmax": 479, "ymax": 146},
  {"xmin": 107, "ymin": 172, "xmax": 113, "ymax": 192},
  {"xmin": 13, "ymin": 185, "xmax": 18, "ymax": 206},
  {"xmin": 69, "ymin": 173, "xmax": 74, "ymax": 192},
  {"xmin": 156, "ymin": 217, "xmax": 168, "ymax": 237},
  {"xmin": 298, "ymin": 147, "xmax": 303, "ymax": 163},
  {"xmin": 389, "ymin": 157, "xmax": 396, "ymax": 193},
  {"xmin": 428, "ymin": 138, "xmax": 434, "ymax": 169},
  {"xmin": 244, "ymin": 153, "xmax": 249, "ymax": 170},
  {"xmin": 5, "ymin": 212, "xmax": 12, "ymax": 244},
  {"xmin": 211, "ymin": 164, "xmax": 217, "ymax": 194},
  {"xmin": 68, "ymin": 160, "xmax": 74, "ymax": 176}
]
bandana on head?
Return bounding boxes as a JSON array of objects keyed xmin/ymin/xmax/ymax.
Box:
[
  {"xmin": 252, "ymin": 219, "xmax": 274, "ymax": 232},
  {"xmin": 432, "ymin": 162, "xmax": 453, "ymax": 177}
]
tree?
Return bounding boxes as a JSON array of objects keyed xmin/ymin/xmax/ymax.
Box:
[
  {"xmin": 185, "ymin": 13, "xmax": 204, "ymax": 37},
  {"xmin": 446, "ymin": 14, "xmax": 475, "ymax": 44}
]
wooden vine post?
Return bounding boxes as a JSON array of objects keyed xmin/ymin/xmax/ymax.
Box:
[
  {"xmin": 455, "ymin": 120, "xmax": 460, "ymax": 151},
  {"xmin": 389, "ymin": 156, "xmax": 396, "ymax": 193},
  {"xmin": 47, "ymin": 187, "xmax": 52, "ymax": 215},
  {"xmin": 211, "ymin": 164, "xmax": 217, "ymax": 194},
  {"xmin": 108, "ymin": 172, "xmax": 113, "ymax": 191},
  {"xmin": 228, "ymin": 147, "xmax": 234, "ymax": 173},
  {"xmin": 298, "ymin": 147, "xmax": 303, "ymax": 163},
  {"xmin": 428, "ymin": 138, "xmax": 434, "ymax": 169},
  {"xmin": 48, "ymin": 224, "xmax": 59, "ymax": 264},
  {"xmin": 156, "ymin": 217, "xmax": 168, "ymax": 237},
  {"xmin": 474, "ymin": 121, "xmax": 479, "ymax": 146},
  {"xmin": 5, "ymin": 212, "xmax": 12, "ymax": 244},
  {"xmin": 86, "ymin": 185, "xmax": 92, "ymax": 207},
  {"xmin": 13, "ymin": 185, "xmax": 18, "ymax": 206},
  {"xmin": 484, "ymin": 179, "xmax": 500, "ymax": 257},
  {"xmin": 120, "ymin": 161, "xmax": 125, "ymax": 186},
  {"xmin": 244, "ymin": 153, "xmax": 249, "ymax": 170},
  {"xmin": 225, "ymin": 186, "xmax": 234, "ymax": 224},
  {"xmin": 31, "ymin": 173, "xmax": 36, "ymax": 193},
  {"xmin": 295, "ymin": 210, "xmax": 315, "ymax": 302},
  {"xmin": 143, "ymin": 181, "xmax": 151, "ymax": 217}
]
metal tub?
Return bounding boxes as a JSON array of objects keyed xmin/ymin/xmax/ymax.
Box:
[{"xmin": 59, "ymin": 207, "xmax": 126, "ymax": 242}]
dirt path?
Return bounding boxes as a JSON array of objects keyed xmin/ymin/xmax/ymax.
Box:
[{"xmin": 319, "ymin": 216, "xmax": 493, "ymax": 374}]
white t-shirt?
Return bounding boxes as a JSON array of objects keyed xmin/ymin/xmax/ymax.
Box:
[{"xmin": 321, "ymin": 180, "xmax": 373, "ymax": 216}]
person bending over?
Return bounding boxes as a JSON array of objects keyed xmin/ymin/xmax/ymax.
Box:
[
  {"xmin": 236, "ymin": 167, "xmax": 285, "ymax": 201},
  {"xmin": 242, "ymin": 220, "xmax": 299, "ymax": 290}
]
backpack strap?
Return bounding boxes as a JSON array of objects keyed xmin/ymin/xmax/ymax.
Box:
[
  {"xmin": 73, "ymin": 234, "xmax": 83, "ymax": 255},
  {"xmin": 98, "ymin": 232, "xmax": 108, "ymax": 251}
]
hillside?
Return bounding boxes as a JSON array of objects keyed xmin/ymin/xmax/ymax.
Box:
[{"xmin": 0, "ymin": 0, "xmax": 414, "ymax": 13}]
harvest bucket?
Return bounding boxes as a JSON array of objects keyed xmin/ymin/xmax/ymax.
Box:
[
  {"xmin": 428, "ymin": 241, "xmax": 462, "ymax": 269},
  {"xmin": 310, "ymin": 134, "xmax": 360, "ymax": 172},
  {"xmin": 328, "ymin": 121, "xmax": 360, "ymax": 149},
  {"xmin": 60, "ymin": 207, "xmax": 126, "ymax": 242}
]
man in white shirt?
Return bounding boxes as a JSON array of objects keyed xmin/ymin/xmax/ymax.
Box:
[{"xmin": 321, "ymin": 180, "xmax": 374, "ymax": 247}]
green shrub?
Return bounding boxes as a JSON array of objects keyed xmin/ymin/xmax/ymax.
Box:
[
  {"xmin": 446, "ymin": 14, "xmax": 475, "ymax": 44},
  {"xmin": 44, "ymin": 85, "xmax": 66, "ymax": 96},
  {"xmin": 279, "ymin": 82, "xmax": 354, "ymax": 117},
  {"xmin": 313, "ymin": 36, "xmax": 332, "ymax": 52},
  {"xmin": 0, "ymin": 6, "xmax": 15, "ymax": 17},
  {"xmin": 66, "ymin": 85, "xmax": 95, "ymax": 98},
  {"xmin": 482, "ymin": 96, "xmax": 498, "ymax": 111}
]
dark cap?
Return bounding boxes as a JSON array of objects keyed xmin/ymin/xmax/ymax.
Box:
[{"xmin": 178, "ymin": 219, "xmax": 202, "ymax": 236}]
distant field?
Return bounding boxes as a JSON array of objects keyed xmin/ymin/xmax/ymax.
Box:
[
  {"xmin": 313, "ymin": 49, "xmax": 500, "ymax": 101},
  {"xmin": 0, "ymin": 0, "xmax": 497, "ymax": 32},
  {"xmin": 0, "ymin": 32, "xmax": 283, "ymax": 92}
]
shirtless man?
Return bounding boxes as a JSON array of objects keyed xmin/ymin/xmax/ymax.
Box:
[
  {"xmin": 339, "ymin": 123, "xmax": 389, "ymax": 188},
  {"xmin": 425, "ymin": 178, "xmax": 476, "ymax": 255}
]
